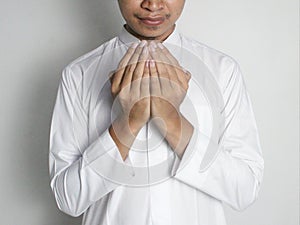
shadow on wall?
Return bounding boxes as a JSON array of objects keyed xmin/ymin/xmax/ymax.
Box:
[{"xmin": 19, "ymin": 1, "xmax": 123, "ymax": 224}]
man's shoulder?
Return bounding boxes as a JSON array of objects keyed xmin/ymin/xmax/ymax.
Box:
[
  {"xmin": 179, "ymin": 33, "xmax": 242, "ymax": 90},
  {"xmin": 180, "ymin": 34, "xmax": 239, "ymax": 69},
  {"xmin": 60, "ymin": 36, "xmax": 119, "ymax": 86},
  {"xmin": 64, "ymin": 37, "xmax": 119, "ymax": 72}
]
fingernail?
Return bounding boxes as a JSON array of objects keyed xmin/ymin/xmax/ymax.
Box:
[
  {"xmin": 157, "ymin": 42, "xmax": 164, "ymax": 49},
  {"xmin": 146, "ymin": 60, "xmax": 150, "ymax": 67},
  {"xmin": 150, "ymin": 60, "xmax": 155, "ymax": 67},
  {"xmin": 140, "ymin": 40, "xmax": 147, "ymax": 47},
  {"xmin": 149, "ymin": 45, "xmax": 154, "ymax": 52},
  {"xmin": 130, "ymin": 42, "xmax": 138, "ymax": 48},
  {"xmin": 142, "ymin": 46, "xmax": 148, "ymax": 55},
  {"xmin": 150, "ymin": 41, "xmax": 157, "ymax": 52}
]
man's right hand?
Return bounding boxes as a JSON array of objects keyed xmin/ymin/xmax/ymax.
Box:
[
  {"xmin": 109, "ymin": 41, "xmax": 150, "ymax": 160},
  {"xmin": 111, "ymin": 40, "xmax": 150, "ymax": 133}
]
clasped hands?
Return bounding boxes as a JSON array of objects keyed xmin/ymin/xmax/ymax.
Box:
[{"xmin": 109, "ymin": 40, "xmax": 193, "ymax": 160}]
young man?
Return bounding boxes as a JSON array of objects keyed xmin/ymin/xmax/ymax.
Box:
[{"xmin": 49, "ymin": 0, "xmax": 264, "ymax": 225}]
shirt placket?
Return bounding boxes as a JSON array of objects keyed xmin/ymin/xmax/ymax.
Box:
[{"xmin": 146, "ymin": 121, "xmax": 155, "ymax": 225}]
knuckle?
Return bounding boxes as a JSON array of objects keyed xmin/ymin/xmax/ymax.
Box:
[
  {"xmin": 133, "ymin": 52, "xmax": 140, "ymax": 58},
  {"xmin": 127, "ymin": 65, "xmax": 135, "ymax": 74},
  {"xmin": 132, "ymin": 70, "xmax": 140, "ymax": 79},
  {"xmin": 118, "ymin": 60, "xmax": 127, "ymax": 69},
  {"xmin": 184, "ymin": 83, "xmax": 189, "ymax": 90},
  {"xmin": 111, "ymin": 84, "xmax": 117, "ymax": 92},
  {"xmin": 119, "ymin": 91, "xmax": 126, "ymax": 99},
  {"xmin": 162, "ymin": 48, "xmax": 169, "ymax": 54}
]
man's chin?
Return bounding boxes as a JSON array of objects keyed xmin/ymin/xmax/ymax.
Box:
[
  {"xmin": 125, "ymin": 24, "xmax": 173, "ymax": 41},
  {"xmin": 137, "ymin": 28, "xmax": 171, "ymax": 40}
]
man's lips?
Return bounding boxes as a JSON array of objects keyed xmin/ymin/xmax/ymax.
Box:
[{"xmin": 138, "ymin": 16, "xmax": 165, "ymax": 26}]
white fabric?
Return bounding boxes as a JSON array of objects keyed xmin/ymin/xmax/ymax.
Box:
[{"xmin": 49, "ymin": 26, "xmax": 264, "ymax": 225}]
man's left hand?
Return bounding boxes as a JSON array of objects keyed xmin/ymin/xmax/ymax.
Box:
[{"xmin": 148, "ymin": 41, "xmax": 193, "ymax": 158}]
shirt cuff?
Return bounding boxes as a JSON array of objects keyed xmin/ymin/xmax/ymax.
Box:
[
  {"xmin": 82, "ymin": 128, "xmax": 135, "ymax": 187},
  {"xmin": 171, "ymin": 127, "xmax": 217, "ymax": 177}
]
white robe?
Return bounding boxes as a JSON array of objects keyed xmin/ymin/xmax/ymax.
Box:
[{"xmin": 49, "ymin": 26, "xmax": 264, "ymax": 225}]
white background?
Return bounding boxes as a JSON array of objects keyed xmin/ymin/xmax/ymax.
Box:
[{"xmin": 0, "ymin": 0, "xmax": 298, "ymax": 224}]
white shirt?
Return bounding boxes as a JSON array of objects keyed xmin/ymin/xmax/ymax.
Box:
[{"xmin": 49, "ymin": 26, "xmax": 264, "ymax": 225}]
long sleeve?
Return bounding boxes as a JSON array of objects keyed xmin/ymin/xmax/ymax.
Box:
[
  {"xmin": 49, "ymin": 67, "xmax": 134, "ymax": 217},
  {"xmin": 172, "ymin": 61, "xmax": 264, "ymax": 211}
]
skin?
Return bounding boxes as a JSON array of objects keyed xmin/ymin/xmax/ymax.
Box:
[
  {"xmin": 109, "ymin": 0, "xmax": 194, "ymax": 161},
  {"xmin": 118, "ymin": 0, "xmax": 185, "ymax": 41}
]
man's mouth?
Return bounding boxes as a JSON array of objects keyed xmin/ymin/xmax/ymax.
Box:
[{"xmin": 138, "ymin": 16, "xmax": 165, "ymax": 26}]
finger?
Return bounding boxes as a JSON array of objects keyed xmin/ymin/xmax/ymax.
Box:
[
  {"xmin": 157, "ymin": 42, "xmax": 180, "ymax": 67},
  {"xmin": 155, "ymin": 43, "xmax": 191, "ymax": 94},
  {"xmin": 109, "ymin": 70, "xmax": 115, "ymax": 84},
  {"xmin": 154, "ymin": 43, "xmax": 180, "ymax": 88},
  {"xmin": 157, "ymin": 42, "xmax": 187, "ymax": 86},
  {"xmin": 149, "ymin": 42, "xmax": 169, "ymax": 81},
  {"xmin": 112, "ymin": 42, "xmax": 138, "ymax": 88},
  {"xmin": 131, "ymin": 45, "xmax": 149, "ymax": 97},
  {"xmin": 118, "ymin": 42, "xmax": 139, "ymax": 69},
  {"xmin": 141, "ymin": 60, "xmax": 150, "ymax": 98},
  {"xmin": 149, "ymin": 59, "xmax": 161, "ymax": 96},
  {"xmin": 132, "ymin": 45, "xmax": 149, "ymax": 83},
  {"xmin": 174, "ymin": 67, "xmax": 191, "ymax": 91},
  {"xmin": 150, "ymin": 43, "xmax": 179, "ymax": 90},
  {"xmin": 186, "ymin": 70, "xmax": 192, "ymax": 81},
  {"xmin": 121, "ymin": 41, "xmax": 147, "ymax": 91},
  {"xmin": 156, "ymin": 43, "xmax": 190, "ymax": 90},
  {"xmin": 181, "ymin": 68, "xmax": 192, "ymax": 83}
]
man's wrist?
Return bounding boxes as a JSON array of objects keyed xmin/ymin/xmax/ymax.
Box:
[
  {"xmin": 155, "ymin": 112, "xmax": 194, "ymax": 159},
  {"xmin": 154, "ymin": 111, "xmax": 181, "ymax": 135},
  {"xmin": 109, "ymin": 115, "xmax": 142, "ymax": 161}
]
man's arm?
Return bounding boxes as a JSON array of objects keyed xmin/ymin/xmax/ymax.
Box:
[
  {"xmin": 49, "ymin": 41, "xmax": 150, "ymax": 217},
  {"xmin": 151, "ymin": 111, "xmax": 194, "ymax": 159},
  {"xmin": 172, "ymin": 61, "xmax": 264, "ymax": 211},
  {"xmin": 49, "ymin": 67, "xmax": 135, "ymax": 217},
  {"xmin": 147, "ymin": 41, "xmax": 193, "ymax": 159},
  {"xmin": 148, "ymin": 41, "xmax": 264, "ymax": 211},
  {"xmin": 109, "ymin": 41, "xmax": 150, "ymax": 160}
]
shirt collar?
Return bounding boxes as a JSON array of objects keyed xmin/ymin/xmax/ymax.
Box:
[{"xmin": 118, "ymin": 25, "xmax": 181, "ymax": 47}]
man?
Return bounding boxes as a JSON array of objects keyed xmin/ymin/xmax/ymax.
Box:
[{"xmin": 49, "ymin": 0, "xmax": 264, "ymax": 225}]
